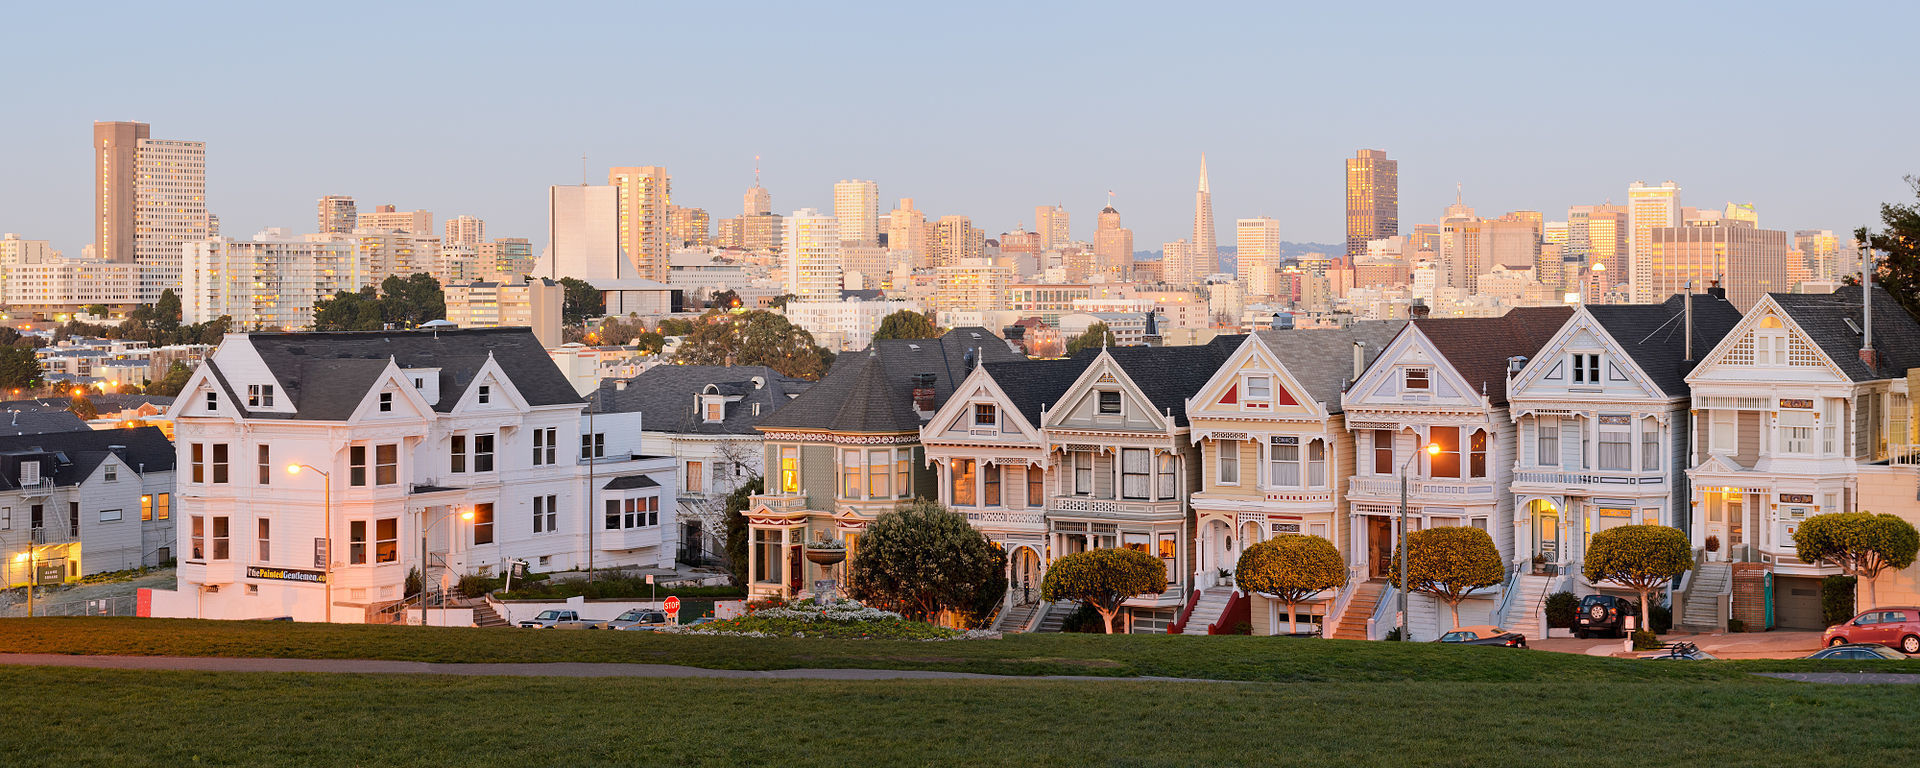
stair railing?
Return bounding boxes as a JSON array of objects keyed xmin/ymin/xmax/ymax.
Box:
[
  {"xmin": 1024, "ymin": 600, "xmax": 1052, "ymax": 633},
  {"xmin": 1368, "ymin": 583, "xmax": 1399, "ymax": 640},
  {"xmin": 1490, "ymin": 559, "xmax": 1526, "ymax": 628},
  {"xmin": 1325, "ymin": 565, "xmax": 1365, "ymax": 636}
]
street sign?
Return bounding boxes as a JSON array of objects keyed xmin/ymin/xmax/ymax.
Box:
[
  {"xmin": 313, "ymin": 538, "xmax": 328, "ymax": 569},
  {"xmin": 663, "ymin": 595, "xmax": 681, "ymax": 619},
  {"xmin": 645, "ymin": 573, "xmax": 655, "ymax": 585}
]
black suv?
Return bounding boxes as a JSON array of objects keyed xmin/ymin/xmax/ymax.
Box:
[{"xmin": 1575, "ymin": 594, "xmax": 1633, "ymax": 639}]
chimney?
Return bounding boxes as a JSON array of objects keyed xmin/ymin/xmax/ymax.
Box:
[
  {"xmin": 1706, "ymin": 279, "xmax": 1726, "ymax": 301},
  {"xmin": 1352, "ymin": 342, "xmax": 1366, "ymax": 380},
  {"xmin": 1507, "ymin": 356, "xmax": 1527, "ymax": 377},
  {"xmin": 1683, "ymin": 286, "xmax": 1694, "ymax": 362},
  {"xmin": 1409, "ymin": 300, "xmax": 1431, "ymax": 320},
  {"xmin": 910, "ymin": 373, "xmax": 936, "ymax": 414}
]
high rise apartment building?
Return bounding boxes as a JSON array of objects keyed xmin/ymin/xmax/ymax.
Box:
[
  {"xmin": 359, "ymin": 204, "xmax": 433, "ymax": 234},
  {"xmin": 93, "ymin": 121, "xmax": 208, "ymax": 301},
  {"xmin": 782, "ymin": 209, "xmax": 842, "ymax": 301},
  {"xmin": 1345, "ymin": 149, "xmax": 1398, "ymax": 260},
  {"xmin": 888, "ymin": 199, "xmax": 929, "ymax": 265},
  {"xmin": 318, "ymin": 196, "xmax": 358, "ymax": 234},
  {"xmin": 1161, "ymin": 240, "xmax": 1192, "ymax": 287},
  {"xmin": 670, "ymin": 206, "xmax": 710, "ymax": 247},
  {"xmin": 478, "ymin": 237, "xmax": 535, "ymax": 278},
  {"xmin": 444, "ymin": 215, "xmax": 486, "ymax": 247},
  {"xmin": 1627, "ymin": 180, "xmax": 1681, "ymax": 302},
  {"xmin": 933, "ymin": 259, "xmax": 1013, "ymax": 316},
  {"xmin": 1647, "ymin": 220, "xmax": 1789, "ymax": 310},
  {"xmin": 1190, "ymin": 154, "xmax": 1216, "ymax": 282},
  {"xmin": 444, "ymin": 276, "xmax": 564, "ymax": 347},
  {"xmin": 184, "ymin": 230, "xmax": 366, "ymax": 328},
  {"xmin": 933, "ymin": 215, "xmax": 982, "ymax": 268},
  {"xmin": 609, "ymin": 166, "xmax": 672, "ymax": 282},
  {"xmin": 1034, "ymin": 204, "xmax": 1070, "ymax": 251},
  {"xmin": 94, "ymin": 121, "xmax": 148, "ymax": 264},
  {"xmin": 1236, "ymin": 218, "xmax": 1282, "ymax": 297},
  {"xmin": 833, "ymin": 180, "xmax": 880, "ymax": 247}
]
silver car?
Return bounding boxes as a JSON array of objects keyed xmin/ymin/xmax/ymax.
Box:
[{"xmin": 601, "ymin": 609, "xmax": 671, "ymax": 631}]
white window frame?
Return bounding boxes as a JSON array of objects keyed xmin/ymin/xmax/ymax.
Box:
[{"xmin": 1216, "ymin": 440, "xmax": 1239, "ymax": 485}]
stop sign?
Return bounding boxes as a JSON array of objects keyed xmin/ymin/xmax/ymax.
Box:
[{"xmin": 663, "ymin": 595, "xmax": 681, "ymax": 619}]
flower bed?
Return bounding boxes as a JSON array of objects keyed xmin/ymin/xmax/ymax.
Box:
[{"xmin": 661, "ymin": 597, "xmax": 997, "ymax": 640}]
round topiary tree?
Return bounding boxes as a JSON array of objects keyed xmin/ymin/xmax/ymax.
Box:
[
  {"xmin": 1388, "ymin": 526, "xmax": 1504, "ymax": 630},
  {"xmin": 1041, "ymin": 548, "xmax": 1168, "ymax": 634},
  {"xmin": 846, "ymin": 500, "xmax": 1007, "ymax": 623},
  {"xmin": 1582, "ymin": 524, "xmax": 1691, "ymax": 637},
  {"xmin": 1793, "ymin": 511, "xmax": 1920, "ymax": 608},
  {"xmin": 1235, "ymin": 535, "xmax": 1347, "ymax": 634}
]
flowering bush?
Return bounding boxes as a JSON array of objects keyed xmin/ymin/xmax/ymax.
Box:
[{"xmin": 659, "ymin": 596, "xmax": 978, "ymax": 639}]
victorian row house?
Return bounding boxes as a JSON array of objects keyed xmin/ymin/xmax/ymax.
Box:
[
  {"xmin": 0, "ymin": 426, "xmax": 177, "ymax": 590},
  {"xmin": 149, "ymin": 328, "xmax": 675, "ymax": 623}
]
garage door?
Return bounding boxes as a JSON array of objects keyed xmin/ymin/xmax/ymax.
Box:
[{"xmin": 1774, "ymin": 576, "xmax": 1825, "ymax": 630}]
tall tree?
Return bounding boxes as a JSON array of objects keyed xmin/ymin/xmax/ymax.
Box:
[
  {"xmin": 68, "ymin": 392, "xmax": 98, "ymax": 421},
  {"xmin": 1065, "ymin": 322, "xmax": 1116, "ymax": 355},
  {"xmin": 313, "ymin": 287, "xmax": 385, "ymax": 331},
  {"xmin": 672, "ymin": 311, "xmax": 833, "ymax": 380},
  {"xmin": 149, "ymin": 361, "xmax": 194, "ymax": 397},
  {"xmin": 708, "ymin": 289, "xmax": 742, "ymax": 310},
  {"xmin": 0, "ymin": 347, "xmax": 43, "ymax": 391},
  {"xmin": 1235, "ymin": 535, "xmax": 1348, "ymax": 634},
  {"xmin": 722, "ymin": 477, "xmax": 763, "ymax": 587},
  {"xmin": 154, "ymin": 288, "xmax": 183, "ymax": 333},
  {"xmin": 873, "ymin": 309, "xmax": 940, "ymax": 340},
  {"xmin": 1583, "ymin": 525, "xmax": 1692, "ymax": 637},
  {"xmin": 1859, "ymin": 176, "xmax": 1920, "ymax": 321},
  {"xmin": 846, "ymin": 500, "xmax": 1007, "ymax": 624},
  {"xmin": 1388, "ymin": 526, "xmax": 1505, "ymax": 631},
  {"xmin": 1794, "ymin": 512, "xmax": 1920, "ymax": 607},
  {"xmin": 559, "ymin": 277, "xmax": 602, "ymax": 325},
  {"xmin": 380, "ymin": 273, "xmax": 445, "ymax": 327},
  {"xmin": 1041, "ymin": 548, "xmax": 1168, "ymax": 634}
]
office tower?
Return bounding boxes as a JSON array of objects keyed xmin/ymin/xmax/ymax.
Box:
[
  {"xmin": 1724, "ymin": 202, "xmax": 1759, "ymax": 226},
  {"xmin": 444, "ymin": 215, "xmax": 486, "ymax": 247},
  {"xmin": 359, "ymin": 204, "xmax": 434, "ymax": 234},
  {"xmin": 782, "ymin": 208, "xmax": 842, "ymax": 301},
  {"xmin": 1627, "ymin": 180, "xmax": 1681, "ymax": 302},
  {"xmin": 740, "ymin": 212, "xmax": 784, "ymax": 254},
  {"xmin": 1485, "ymin": 214, "xmax": 1541, "ymax": 271},
  {"xmin": 933, "ymin": 215, "xmax": 981, "ymax": 268},
  {"xmin": 94, "ymin": 121, "xmax": 149, "ymax": 264},
  {"xmin": 669, "ymin": 206, "xmax": 710, "ymax": 248},
  {"xmin": 1410, "ymin": 223, "xmax": 1439, "ymax": 254},
  {"xmin": 1191, "ymin": 154, "xmax": 1216, "ymax": 280},
  {"xmin": 1236, "ymin": 218, "xmax": 1282, "ymax": 297},
  {"xmin": 1794, "ymin": 229, "xmax": 1842, "ymax": 283},
  {"xmin": 744, "ymin": 178, "xmax": 771, "ymax": 216},
  {"xmin": 609, "ymin": 166, "xmax": 672, "ymax": 282},
  {"xmin": 544, "ymin": 184, "xmax": 623, "ymax": 283},
  {"xmin": 933, "ymin": 260, "xmax": 1013, "ymax": 315},
  {"xmin": 1090, "ymin": 206, "xmax": 1132, "ymax": 282},
  {"xmin": 1000, "ymin": 227, "xmax": 1041, "ymax": 257},
  {"xmin": 715, "ymin": 218, "xmax": 744, "ymax": 249},
  {"xmin": 318, "ymin": 196, "xmax": 358, "ymax": 235},
  {"xmin": 887, "ymin": 198, "xmax": 928, "ymax": 264},
  {"xmin": 1648, "ymin": 220, "xmax": 1789, "ymax": 309},
  {"xmin": 833, "ymin": 180, "xmax": 880, "ymax": 247},
  {"xmin": 479, "ymin": 237, "xmax": 535, "ymax": 278},
  {"xmin": 1035, "ymin": 204, "xmax": 1070, "ymax": 251},
  {"xmin": 1345, "ymin": 149, "xmax": 1398, "ymax": 260}
]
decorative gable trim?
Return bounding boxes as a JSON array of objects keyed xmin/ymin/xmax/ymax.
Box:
[{"xmin": 1687, "ymin": 296, "xmax": 1848, "ymax": 383}]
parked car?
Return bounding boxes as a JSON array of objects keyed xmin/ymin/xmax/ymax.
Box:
[
  {"xmin": 1641, "ymin": 642, "xmax": 1717, "ymax": 661},
  {"xmin": 1575, "ymin": 594, "xmax": 1634, "ymax": 639},
  {"xmin": 1821, "ymin": 608, "xmax": 1920, "ymax": 655},
  {"xmin": 518, "ymin": 609, "xmax": 581, "ymax": 629},
  {"xmin": 1437, "ymin": 625, "xmax": 1527, "ymax": 648},
  {"xmin": 599, "ymin": 609, "xmax": 672, "ymax": 631},
  {"xmin": 1802, "ymin": 643, "xmax": 1911, "ymax": 661}
]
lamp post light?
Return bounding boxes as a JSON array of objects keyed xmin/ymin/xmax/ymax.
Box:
[
  {"xmin": 421, "ymin": 506, "xmax": 474, "ymax": 626},
  {"xmin": 1398, "ymin": 440, "xmax": 1443, "ymax": 641},
  {"xmin": 287, "ymin": 463, "xmax": 333, "ymax": 623},
  {"xmin": 13, "ymin": 548, "xmax": 32, "ymax": 618}
]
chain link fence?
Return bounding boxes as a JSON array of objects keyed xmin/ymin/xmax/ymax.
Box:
[{"xmin": 0, "ymin": 593, "xmax": 137, "ymax": 618}]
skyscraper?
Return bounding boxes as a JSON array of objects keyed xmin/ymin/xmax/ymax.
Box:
[
  {"xmin": 1034, "ymin": 204, "xmax": 1070, "ymax": 252},
  {"xmin": 670, "ymin": 206, "xmax": 710, "ymax": 248},
  {"xmin": 1346, "ymin": 149, "xmax": 1398, "ymax": 260},
  {"xmin": 93, "ymin": 120, "xmax": 207, "ymax": 301},
  {"xmin": 318, "ymin": 196, "xmax": 358, "ymax": 235},
  {"xmin": 744, "ymin": 178, "xmax": 771, "ymax": 216},
  {"xmin": 93, "ymin": 121, "xmax": 148, "ymax": 264},
  {"xmin": 1091, "ymin": 206, "xmax": 1132, "ymax": 282},
  {"xmin": 1236, "ymin": 218, "xmax": 1281, "ymax": 297},
  {"xmin": 1627, "ymin": 180, "xmax": 1681, "ymax": 302},
  {"xmin": 545, "ymin": 184, "xmax": 622, "ymax": 283},
  {"xmin": 444, "ymin": 215, "xmax": 486, "ymax": 247},
  {"xmin": 833, "ymin": 180, "xmax": 880, "ymax": 247},
  {"xmin": 1648, "ymin": 220, "xmax": 1788, "ymax": 309},
  {"xmin": 1191, "ymin": 154, "xmax": 1216, "ymax": 281},
  {"xmin": 933, "ymin": 215, "xmax": 982, "ymax": 268},
  {"xmin": 782, "ymin": 208, "xmax": 841, "ymax": 301},
  {"xmin": 887, "ymin": 198, "xmax": 927, "ymax": 265},
  {"xmin": 609, "ymin": 166, "xmax": 672, "ymax": 282}
]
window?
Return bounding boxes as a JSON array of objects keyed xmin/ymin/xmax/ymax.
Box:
[
  {"xmin": 606, "ymin": 499, "xmax": 621, "ymax": 530},
  {"xmin": 205, "ymin": 391, "xmax": 218, "ymax": 412},
  {"xmin": 20, "ymin": 459, "xmax": 39, "ymax": 486},
  {"xmin": 98, "ymin": 508, "xmax": 122, "ymax": 523},
  {"xmin": 248, "ymin": 384, "xmax": 274, "ymax": 407},
  {"xmin": 866, "ymin": 450, "xmax": 889, "ymax": 498},
  {"xmin": 1780, "ymin": 410, "xmax": 1815, "ymax": 455},
  {"xmin": 1121, "ymin": 448, "xmax": 1150, "ymax": 499},
  {"xmin": 1822, "ymin": 399, "xmax": 1840, "ymax": 455},
  {"xmin": 1218, "ymin": 441, "xmax": 1239, "ymax": 484},
  {"xmin": 1572, "ymin": 354, "xmax": 1600, "ymax": 384},
  {"xmin": 534, "ymin": 495, "xmax": 557, "ymax": 534},
  {"xmin": 1536, "ymin": 420, "xmax": 1559, "ymax": 467},
  {"xmin": 1373, "ymin": 430, "xmax": 1394, "ymax": 475},
  {"xmin": 1245, "ymin": 376, "xmax": 1272, "ymax": 401},
  {"xmin": 1641, "ymin": 423, "xmax": 1661, "ymax": 471},
  {"xmin": 1073, "ymin": 451, "xmax": 1094, "ymax": 495},
  {"xmin": 376, "ymin": 444, "xmax": 398, "ymax": 485},
  {"xmin": 68, "ymin": 502, "xmax": 78, "ymax": 537},
  {"xmin": 1598, "ymin": 427, "xmax": 1629, "ymax": 471},
  {"xmin": 1429, "ymin": 427, "xmax": 1460, "ymax": 478},
  {"xmin": 896, "ymin": 448, "xmax": 912, "ymax": 498},
  {"xmin": 378, "ymin": 392, "xmax": 393, "ymax": 412},
  {"xmin": 1269, "ymin": 437, "xmax": 1301, "ymax": 487},
  {"xmin": 1098, "ymin": 390, "xmax": 1121, "ymax": 415},
  {"xmin": 153, "ymin": 493, "xmax": 168, "ymax": 520},
  {"xmin": 842, "ymin": 449, "xmax": 863, "ymax": 498},
  {"xmin": 1404, "ymin": 368, "xmax": 1430, "ymax": 391},
  {"xmin": 452, "ymin": 435, "xmax": 468, "ymax": 473},
  {"xmin": 477, "ymin": 385, "xmax": 491, "ymax": 404},
  {"xmin": 473, "ymin": 434, "xmax": 495, "ymax": 472},
  {"xmin": 703, "ymin": 398, "xmax": 723, "ymax": 422},
  {"xmin": 1027, "ymin": 465, "xmax": 1044, "ymax": 506},
  {"xmin": 1157, "ymin": 453, "xmax": 1177, "ymax": 498},
  {"xmin": 191, "ymin": 516, "xmax": 204, "ymax": 560},
  {"xmin": 1710, "ymin": 411, "xmax": 1736, "ymax": 453},
  {"xmin": 686, "ymin": 460, "xmax": 705, "ymax": 493},
  {"xmin": 753, "ymin": 529, "xmax": 781, "ymax": 584},
  {"xmin": 1, "ymin": 506, "xmax": 8, "ymax": 530},
  {"xmin": 472, "ymin": 503, "xmax": 494, "ymax": 545},
  {"xmin": 1307, "ymin": 439, "xmax": 1326, "ymax": 487},
  {"xmin": 975, "ymin": 403, "xmax": 996, "ymax": 426},
  {"xmin": 349, "ymin": 520, "xmax": 367, "ymax": 564},
  {"xmin": 211, "ymin": 516, "xmax": 229, "ymax": 560},
  {"xmin": 984, "ymin": 464, "xmax": 1002, "ymax": 506},
  {"xmin": 952, "ymin": 459, "xmax": 977, "ymax": 506},
  {"xmin": 350, "ymin": 445, "xmax": 368, "ymax": 486},
  {"xmin": 257, "ymin": 518, "xmax": 270, "ymax": 561},
  {"xmin": 376, "ymin": 518, "xmax": 397, "ymax": 563},
  {"xmin": 533, "ymin": 427, "xmax": 557, "ymax": 466},
  {"xmin": 581, "ymin": 433, "xmax": 605, "ymax": 460},
  {"xmin": 779, "ymin": 447, "xmax": 799, "ymax": 494},
  {"xmin": 104, "ymin": 463, "xmax": 117, "ymax": 482},
  {"xmin": 1158, "ymin": 532, "xmax": 1178, "ymax": 580},
  {"xmin": 211, "ymin": 444, "xmax": 229, "ymax": 484},
  {"xmin": 1468, "ymin": 430, "xmax": 1487, "ymax": 479}
]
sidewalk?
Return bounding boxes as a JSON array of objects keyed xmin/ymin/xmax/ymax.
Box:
[{"xmin": 1530, "ymin": 630, "xmax": 1824, "ymax": 659}]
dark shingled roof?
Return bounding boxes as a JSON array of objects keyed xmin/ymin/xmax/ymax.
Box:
[
  {"xmin": 758, "ymin": 327, "xmax": 1024, "ymax": 433},
  {"xmin": 240, "ymin": 328, "xmax": 582, "ymax": 420},
  {"xmin": 602, "ymin": 474, "xmax": 661, "ymax": 490},
  {"xmin": 1414, "ymin": 306, "xmax": 1576, "ymax": 405},
  {"xmin": 0, "ymin": 407, "xmax": 90, "ymax": 435},
  {"xmin": 1586, "ymin": 293, "xmax": 1744, "ymax": 396},
  {"xmin": 1771, "ymin": 285, "xmax": 1920, "ymax": 382},
  {"xmin": 594, "ymin": 365, "xmax": 812, "ymax": 435},
  {"xmin": 1254, "ymin": 322, "xmax": 1407, "ymax": 413},
  {"xmin": 979, "ymin": 356, "xmax": 1096, "ymax": 426},
  {"xmin": 0, "ymin": 426, "xmax": 174, "ymax": 491},
  {"xmin": 1096, "ymin": 334, "xmax": 1246, "ymax": 426}
]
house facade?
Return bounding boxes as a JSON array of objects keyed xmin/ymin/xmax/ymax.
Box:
[{"xmin": 0, "ymin": 427, "xmax": 176, "ymax": 590}]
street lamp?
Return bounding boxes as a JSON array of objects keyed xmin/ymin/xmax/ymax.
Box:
[
  {"xmin": 13, "ymin": 549, "xmax": 32, "ymax": 618},
  {"xmin": 1398, "ymin": 440, "xmax": 1442, "ymax": 641},
  {"xmin": 420, "ymin": 506, "xmax": 475, "ymax": 626},
  {"xmin": 287, "ymin": 463, "xmax": 333, "ymax": 623}
]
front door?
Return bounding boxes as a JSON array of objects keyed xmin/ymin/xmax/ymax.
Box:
[
  {"xmin": 1367, "ymin": 517, "xmax": 1393, "ymax": 580},
  {"xmin": 1534, "ymin": 509, "xmax": 1559, "ymax": 565}
]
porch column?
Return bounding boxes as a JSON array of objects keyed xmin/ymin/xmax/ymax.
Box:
[
  {"xmin": 746, "ymin": 524, "xmax": 759, "ymax": 585},
  {"xmin": 779, "ymin": 526, "xmax": 791, "ymax": 596}
]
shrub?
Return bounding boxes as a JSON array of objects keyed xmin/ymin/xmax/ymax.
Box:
[
  {"xmin": 1545, "ymin": 591, "xmax": 1578, "ymax": 629},
  {"xmin": 1648, "ymin": 601, "xmax": 1672, "ymax": 634},
  {"xmin": 1388, "ymin": 526, "xmax": 1504, "ymax": 628},
  {"xmin": 1231, "ymin": 621, "xmax": 1254, "ymax": 635},
  {"xmin": 1233, "ymin": 535, "xmax": 1346, "ymax": 635},
  {"xmin": 1041, "ymin": 548, "xmax": 1168, "ymax": 635},
  {"xmin": 1060, "ymin": 602, "xmax": 1105, "ymax": 634},
  {"xmin": 1631, "ymin": 629, "xmax": 1660, "ymax": 650},
  {"xmin": 1793, "ymin": 512, "xmax": 1919, "ymax": 607},
  {"xmin": 1383, "ymin": 627, "xmax": 1406, "ymax": 641},
  {"xmin": 1583, "ymin": 525, "xmax": 1691, "ymax": 637},
  {"xmin": 1822, "ymin": 575, "xmax": 1857, "ymax": 627},
  {"xmin": 457, "ymin": 574, "xmax": 501, "ymax": 598},
  {"xmin": 847, "ymin": 500, "xmax": 1006, "ymax": 623}
]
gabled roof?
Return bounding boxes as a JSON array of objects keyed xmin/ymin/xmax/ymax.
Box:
[
  {"xmin": 1412, "ymin": 306, "xmax": 1575, "ymax": 405},
  {"xmin": 1095, "ymin": 335, "xmax": 1245, "ymax": 426},
  {"xmin": 1253, "ymin": 321, "xmax": 1407, "ymax": 412},
  {"xmin": 0, "ymin": 406, "xmax": 89, "ymax": 435},
  {"xmin": 238, "ymin": 328, "xmax": 582, "ymax": 420},
  {"xmin": 978, "ymin": 356, "xmax": 1096, "ymax": 427},
  {"xmin": 0, "ymin": 426, "xmax": 174, "ymax": 491},
  {"xmin": 758, "ymin": 327, "xmax": 1024, "ymax": 433},
  {"xmin": 595, "ymin": 365, "xmax": 812, "ymax": 435},
  {"xmin": 1770, "ymin": 286, "xmax": 1920, "ymax": 382},
  {"xmin": 1585, "ymin": 293, "xmax": 1743, "ymax": 396}
]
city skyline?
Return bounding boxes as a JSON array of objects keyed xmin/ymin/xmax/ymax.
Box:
[{"xmin": 4, "ymin": 2, "xmax": 1916, "ymax": 255}]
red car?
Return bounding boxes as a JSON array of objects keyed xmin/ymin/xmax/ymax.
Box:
[{"xmin": 1823, "ymin": 608, "xmax": 1920, "ymax": 655}]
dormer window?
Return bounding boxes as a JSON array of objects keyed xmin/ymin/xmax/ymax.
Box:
[
  {"xmin": 1098, "ymin": 391, "xmax": 1121, "ymax": 415},
  {"xmin": 1571, "ymin": 354, "xmax": 1600, "ymax": 384},
  {"xmin": 413, "ymin": 378, "xmax": 424, "ymax": 389},
  {"xmin": 247, "ymin": 385, "xmax": 274, "ymax": 408},
  {"xmin": 379, "ymin": 393, "xmax": 393, "ymax": 412},
  {"xmin": 974, "ymin": 403, "xmax": 996, "ymax": 426},
  {"xmin": 478, "ymin": 385, "xmax": 491, "ymax": 404},
  {"xmin": 703, "ymin": 397, "xmax": 724, "ymax": 423},
  {"xmin": 20, "ymin": 460, "xmax": 39, "ymax": 486},
  {"xmin": 205, "ymin": 391, "xmax": 218, "ymax": 412},
  {"xmin": 1404, "ymin": 368, "xmax": 1430, "ymax": 391}
]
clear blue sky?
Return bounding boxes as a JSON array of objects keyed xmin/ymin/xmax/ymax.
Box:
[{"xmin": 4, "ymin": 1, "xmax": 1915, "ymax": 254}]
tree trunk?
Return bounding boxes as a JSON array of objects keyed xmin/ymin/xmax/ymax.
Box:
[
  {"xmin": 1285, "ymin": 600, "xmax": 1297, "ymax": 634},
  {"xmin": 1099, "ymin": 606, "xmax": 1118, "ymax": 635},
  {"xmin": 1448, "ymin": 600, "xmax": 1460, "ymax": 631},
  {"xmin": 1862, "ymin": 568, "xmax": 1879, "ymax": 609},
  {"xmin": 1637, "ymin": 588, "xmax": 1651, "ymax": 637}
]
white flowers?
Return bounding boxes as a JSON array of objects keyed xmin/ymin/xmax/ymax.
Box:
[{"xmin": 754, "ymin": 597, "xmax": 903, "ymax": 623}]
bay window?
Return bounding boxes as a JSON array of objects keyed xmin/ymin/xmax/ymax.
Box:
[
  {"xmin": 1641, "ymin": 422, "xmax": 1661, "ymax": 471},
  {"xmin": 1027, "ymin": 466, "xmax": 1044, "ymax": 506},
  {"xmin": 1268, "ymin": 437, "xmax": 1300, "ymax": 487},
  {"xmin": 984, "ymin": 464, "xmax": 1001, "ymax": 507},
  {"xmin": 1157, "ymin": 453, "xmax": 1176, "ymax": 499},
  {"xmin": 896, "ymin": 448, "xmax": 912, "ymax": 498},
  {"xmin": 1429, "ymin": 427, "xmax": 1460, "ymax": 478},
  {"xmin": 779, "ymin": 447, "xmax": 799, "ymax": 494},
  {"xmin": 842, "ymin": 449, "xmax": 862, "ymax": 498},
  {"xmin": 1307, "ymin": 439, "xmax": 1326, "ymax": 487},
  {"xmin": 1598, "ymin": 425, "xmax": 1630, "ymax": 471},
  {"xmin": 1468, "ymin": 430, "xmax": 1488, "ymax": 479},
  {"xmin": 952, "ymin": 459, "xmax": 976, "ymax": 506},
  {"xmin": 867, "ymin": 450, "xmax": 890, "ymax": 498},
  {"xmin": 1121, "ymin": 449, "xmax": 1150, "ymax": 499},
  {"xmin": 1536, "ymin": 419, "xmax": 1559, "ymax": 468},
  {"xmin": 1073, "ymin": 451, "xmax": 1093, "ymax": 495}
]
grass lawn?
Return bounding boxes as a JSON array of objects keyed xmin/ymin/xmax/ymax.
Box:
[{"xmin": 3, "ymin": 666, "xmax": 1916, "ymax": 767}]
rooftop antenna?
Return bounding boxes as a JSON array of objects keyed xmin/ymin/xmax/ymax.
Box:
[
  {"xmin": 1106, "ymin": 189, "xmax": 1115, "ymax": 208},
  {"xmin": 754, "ymin": 155, "xmax": 761, "ymax": 186},
  {"xmin": 581, "ymin": 153, "xmax": 588, "ymax": 186}
]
